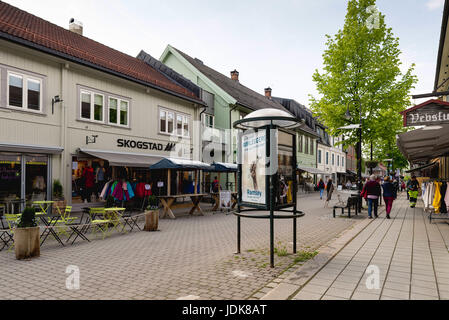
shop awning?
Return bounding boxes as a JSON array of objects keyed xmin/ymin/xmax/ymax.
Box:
[
  {"xmin": 205, "ymin": 162, "xmax": 238, "ymax": 172},
  {"xmin": 149, "ymin": 158, "xmax": 213, "ymax": 170},
  {"xmin": 397, "ymin": 125, "xmax": 449, "ymax": 163},
  {"xmin": 78, "ymin": 148, "xmax": 164, "ymax": 168},
  {"xmin": 297, "ymin": 166, "xmax": 327, "ymax": 175},
  {"xmin": 0, "ymin": 142, "xmax": 63, "ymax": 154},
  {"xmin": 346, "ymin": 170, "xmax": 357, "ymax": 176},
  {"xmin": 405, "ymin": 162, "xmax": 439, "ymax": 173}
]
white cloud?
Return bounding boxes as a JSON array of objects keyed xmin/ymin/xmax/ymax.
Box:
[{"xmin": 426, "ymin": 0, "xmax": 445, "ymax": 10}]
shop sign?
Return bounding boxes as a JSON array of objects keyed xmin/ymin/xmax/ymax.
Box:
[
  {"xmin": 117, "ymin": 139, "xmax": 177, "ymax": 152},
  {"xmin": 403, "ymin": 100, "xmax": 449, "ymax": 127}
]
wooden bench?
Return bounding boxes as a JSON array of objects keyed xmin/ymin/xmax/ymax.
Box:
[{"xmin": 333, "ymin": 196, "xmax": 358, "ymax": 218}]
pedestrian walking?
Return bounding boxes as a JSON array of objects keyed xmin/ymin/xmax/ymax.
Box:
[
  {"xmin": 324, "ymin": 178, "xmax": 334, "ymax": 208},
  {"xmin": 408, "ymin": 176, "xmax": 420, "ymax": 208},
  {"xmin": 361, "ymin": 175, "xmax": 381, "ymax": 219},
  {"xmin": 382, "ymin": 176, "xmax": 397, "ymax": 219},
  {"xmin": 318, "ymin": 178, "xmax": 325, "ymax": 200}
]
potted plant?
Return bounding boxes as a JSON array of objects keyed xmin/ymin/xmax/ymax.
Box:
[
  {"xmin": 52, "ymin": 179, "xmax": 66, "ymax": 214},
  {"xmin": 14, "ymin": 207, "xmax": 40, "ymax": 260},
  {"xmin": 144, "ymin": 195, "xmax": 159, "ymax": 232},
  {"xmin": 365, "ymin": 161, "xmax": 378, "ymax": 169}
]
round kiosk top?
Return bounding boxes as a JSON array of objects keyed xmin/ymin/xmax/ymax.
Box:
[{"xmin": 233, "ymin": 108, "xmax": 301, "ymax": 130}]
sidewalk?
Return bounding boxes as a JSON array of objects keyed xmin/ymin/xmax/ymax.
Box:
[{"xmin": 261, "ymin": 195, "xmax": 449, "ymax": 300}]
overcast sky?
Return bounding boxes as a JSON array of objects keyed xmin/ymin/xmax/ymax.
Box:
[{"xmin": 4, "ymin": 0, "xmax": 446, "ymax": 107}]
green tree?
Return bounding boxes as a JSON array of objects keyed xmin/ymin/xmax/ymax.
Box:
[{"xmin": 310, "ymin": 0, "xmax": 417, "ymax": 168}]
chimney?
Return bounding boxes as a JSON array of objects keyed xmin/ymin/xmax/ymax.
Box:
[
  {"xmin": 264, "ymin": 87, "xmax": 272, "ymax": 99},
  {"xmin": 69, "ymin": 18, "xmax": 83, "ymax": 36},
  {"xmin": 230, "ymin": 69, "xmax": 239, "ymax": 81}
]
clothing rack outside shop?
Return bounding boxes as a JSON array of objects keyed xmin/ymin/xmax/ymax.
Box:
[{"xmin": 421, "ymin": 179, "xmax": 449, "ymax": 223}]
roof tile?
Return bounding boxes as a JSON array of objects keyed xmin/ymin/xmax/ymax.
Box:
[{"xmin": 0, "ymin": 1, "xmax": 200, "ymax": 102}]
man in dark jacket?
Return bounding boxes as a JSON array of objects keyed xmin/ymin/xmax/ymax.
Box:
[{"xmin": 362, "ymin": 175, "xmax": 381, "ymax": 219}]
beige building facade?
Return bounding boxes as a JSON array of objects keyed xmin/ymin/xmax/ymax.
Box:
[{"xmin": 0, "ymin": 38, "xmax": 202, "ymax": 207}]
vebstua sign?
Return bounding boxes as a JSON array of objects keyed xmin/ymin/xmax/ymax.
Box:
[{"xmin": 401, "ymin": 99, "xmax": 449, "ymax": 127}]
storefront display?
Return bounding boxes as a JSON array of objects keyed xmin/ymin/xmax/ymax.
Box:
[{"xmin": 0, "ymin": 151, "xmax": 51, "ymax": 213}]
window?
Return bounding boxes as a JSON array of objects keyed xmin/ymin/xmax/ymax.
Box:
[
  {"xmin": 326, "ymin": 152, "xmax": 329, "ymax": 165},
  {"xmin": 318, "ymin": 150, "xmax": 322, "ymax": 164},
  {"xmin": 183, "ymin": 116, "xmax": 189, "ymax": 137},
  {"xmin": 108, "ymin": 97, "xmax": 128, "ymax": 126},
  {"xmin": 342, "ymin": 157, "xmax": 345, "ymax": 168},
  {"xmin": 159, "ymin": 107, "xmax": 190, "ymax": 137},
  {"xmin": 80, "ymin": 91, "xmax": 104, "ymax": 122},
  {"xmin": 167, "ymin": 112, "xmax": 174, "ymax": 134},
  {"xmin": 305, "ymin": 137, "xmax": 309, "ymax": 155},
  {"xmin": 120, "ymin": 100, "xmax": 128, "ymax": 126},
  {"xmin": 203, "ymin": 114, "xmax": 214, "ymax": 128},
  {"xmin": 337, "ymin": 155, "xmax": 340, "ymax": 166},
  {"xmin": 177, "ymin": 114, "xmax": 183, "ymax": 136},
  {"xmin": 332, "ymin": 154, "xmax": 335, "ymax": 165},
  {"xmin": 8, "ymin": 72, "xmax": 42, "ymax": 112},
  {"xmin": 310, "ymin": 140, "xmax": 314, "ymax": 155},
  {"xmin": 160, "ymin": 110, "xmax": 166, "ymax": 132},
  {"xmin": 298, "ymin": 135, "xmax": 303, "ymax": 153}
]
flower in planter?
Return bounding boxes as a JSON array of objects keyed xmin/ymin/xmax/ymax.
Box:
[{"xmin": 146, "ymin": 196, "xmax": 159, "ymax": 211}]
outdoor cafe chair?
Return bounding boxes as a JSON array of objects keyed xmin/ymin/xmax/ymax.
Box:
[
  {"xmin": 54, "ymin": 206, "xmax": 77, "ymax": 237},
  {"xmin": 0, "ymin": 217, "xmax": 13, "ymax": 251},
  {"xmin": 120, "ymin": 211, "xmax": 142, "ymax": 232},
  {"xmin": 87, "ymin": 208, "xmax": 113, "ymax": 239},
  {"xmin": 2, "ymin": 214, "xmax": 21, "ymax": 251}
]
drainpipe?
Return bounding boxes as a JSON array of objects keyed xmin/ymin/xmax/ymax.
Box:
[{"xmin": 229, "ymin": 104, "xmax": 238, "ymax": 188}]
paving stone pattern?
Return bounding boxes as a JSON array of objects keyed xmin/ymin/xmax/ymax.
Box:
[
  {"xmin": 0, "ymin": 192, "xmax": 362, "ymax": 300},
  {"xmin": 292, "ymin": 196, "xmax": 449, "ymax": 300}
]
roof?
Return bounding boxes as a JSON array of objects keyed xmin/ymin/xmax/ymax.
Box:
[
  {"xmin": 137, "ymin": 50, "xmax": 202, "ymax": 98},
  {"xmin": 0, "ymin": 1, "xmax": 202, "ymax": 104},
  {"xmin": 171, "ymin": 46, "xmax": 292, "ymax": 113},
  {"xmin": 204, "ymin": 162, "xmax": 238, "ymax": 173},
  {"xmin": 435, "ymin": 0, "xmax": 449, "ymax": 92},
  {"xmin": 272, "ymin": 97, "xmax": 320, "ymax": 137},
  {"xmin": 149, "ymin": 158, "xmax": 212, "ymax": 170}
]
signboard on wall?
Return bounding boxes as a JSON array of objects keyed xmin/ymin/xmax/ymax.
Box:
[
  {"xmin": 241, "ymin": 130, "xmax": 267, "ymax": 205},
  {"xmin": 401, "ymin": 99, "xmax": 449, "ymax": 127}
]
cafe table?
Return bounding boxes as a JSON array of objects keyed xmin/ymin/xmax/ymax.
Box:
[
  {"xmin": 33, "ymin": 201, "xmax": 54, "ymax": 216},
  {"xmin": 157, "ymin": 194, "xmax": 206, "ymax": 219},
  {"xmin": 103, "ymin": 208, "xmax": 126, "ymax": 233}
]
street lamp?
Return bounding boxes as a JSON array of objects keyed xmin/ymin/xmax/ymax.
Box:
[{"xmin": 339, "ymin": 100, "xmax": 363, "ymax": 213}]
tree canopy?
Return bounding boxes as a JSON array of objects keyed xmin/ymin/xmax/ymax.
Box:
[{"xmin": 309, "ymin": 0, "xmax": 417, "ymax": 168}]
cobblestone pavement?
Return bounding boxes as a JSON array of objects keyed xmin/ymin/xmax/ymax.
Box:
[
  {"xmin": 291, "ymin": 195, "xmax": 449, "ymax": 300},
  {"xmin": 0, "ymin": 192, "xmax": 364, "ymax": 300}
]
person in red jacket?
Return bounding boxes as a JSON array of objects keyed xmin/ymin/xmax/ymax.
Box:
[
  {"xmin": 82, "ymin": 163, "xmax": 95, "ymax": 203},
  {"xmin": 361, "ymin": 175, "xmax": 381, "ymax": 219}
]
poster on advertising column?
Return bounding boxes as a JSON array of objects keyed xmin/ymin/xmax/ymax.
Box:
[{"xmin": 242, "ymin": 130, "xmax": 267, "ymax": 205}]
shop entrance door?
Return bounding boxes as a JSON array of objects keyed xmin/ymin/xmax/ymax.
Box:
[
  {"xmin": 25, "ymin": 155, "xmax": 48, "ymax": 203},
  {"xmin": 0, "ymin": 153, "xmax": 22, "ymax": 214}
]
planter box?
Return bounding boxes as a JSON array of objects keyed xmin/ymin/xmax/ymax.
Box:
[
  {"xmin": 144, "ymin": 210, "xmax": 159, "ymax": 232},
  {"xmin": 14, "ymin": 227, "xmax": 40, "ymax": 260}
]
